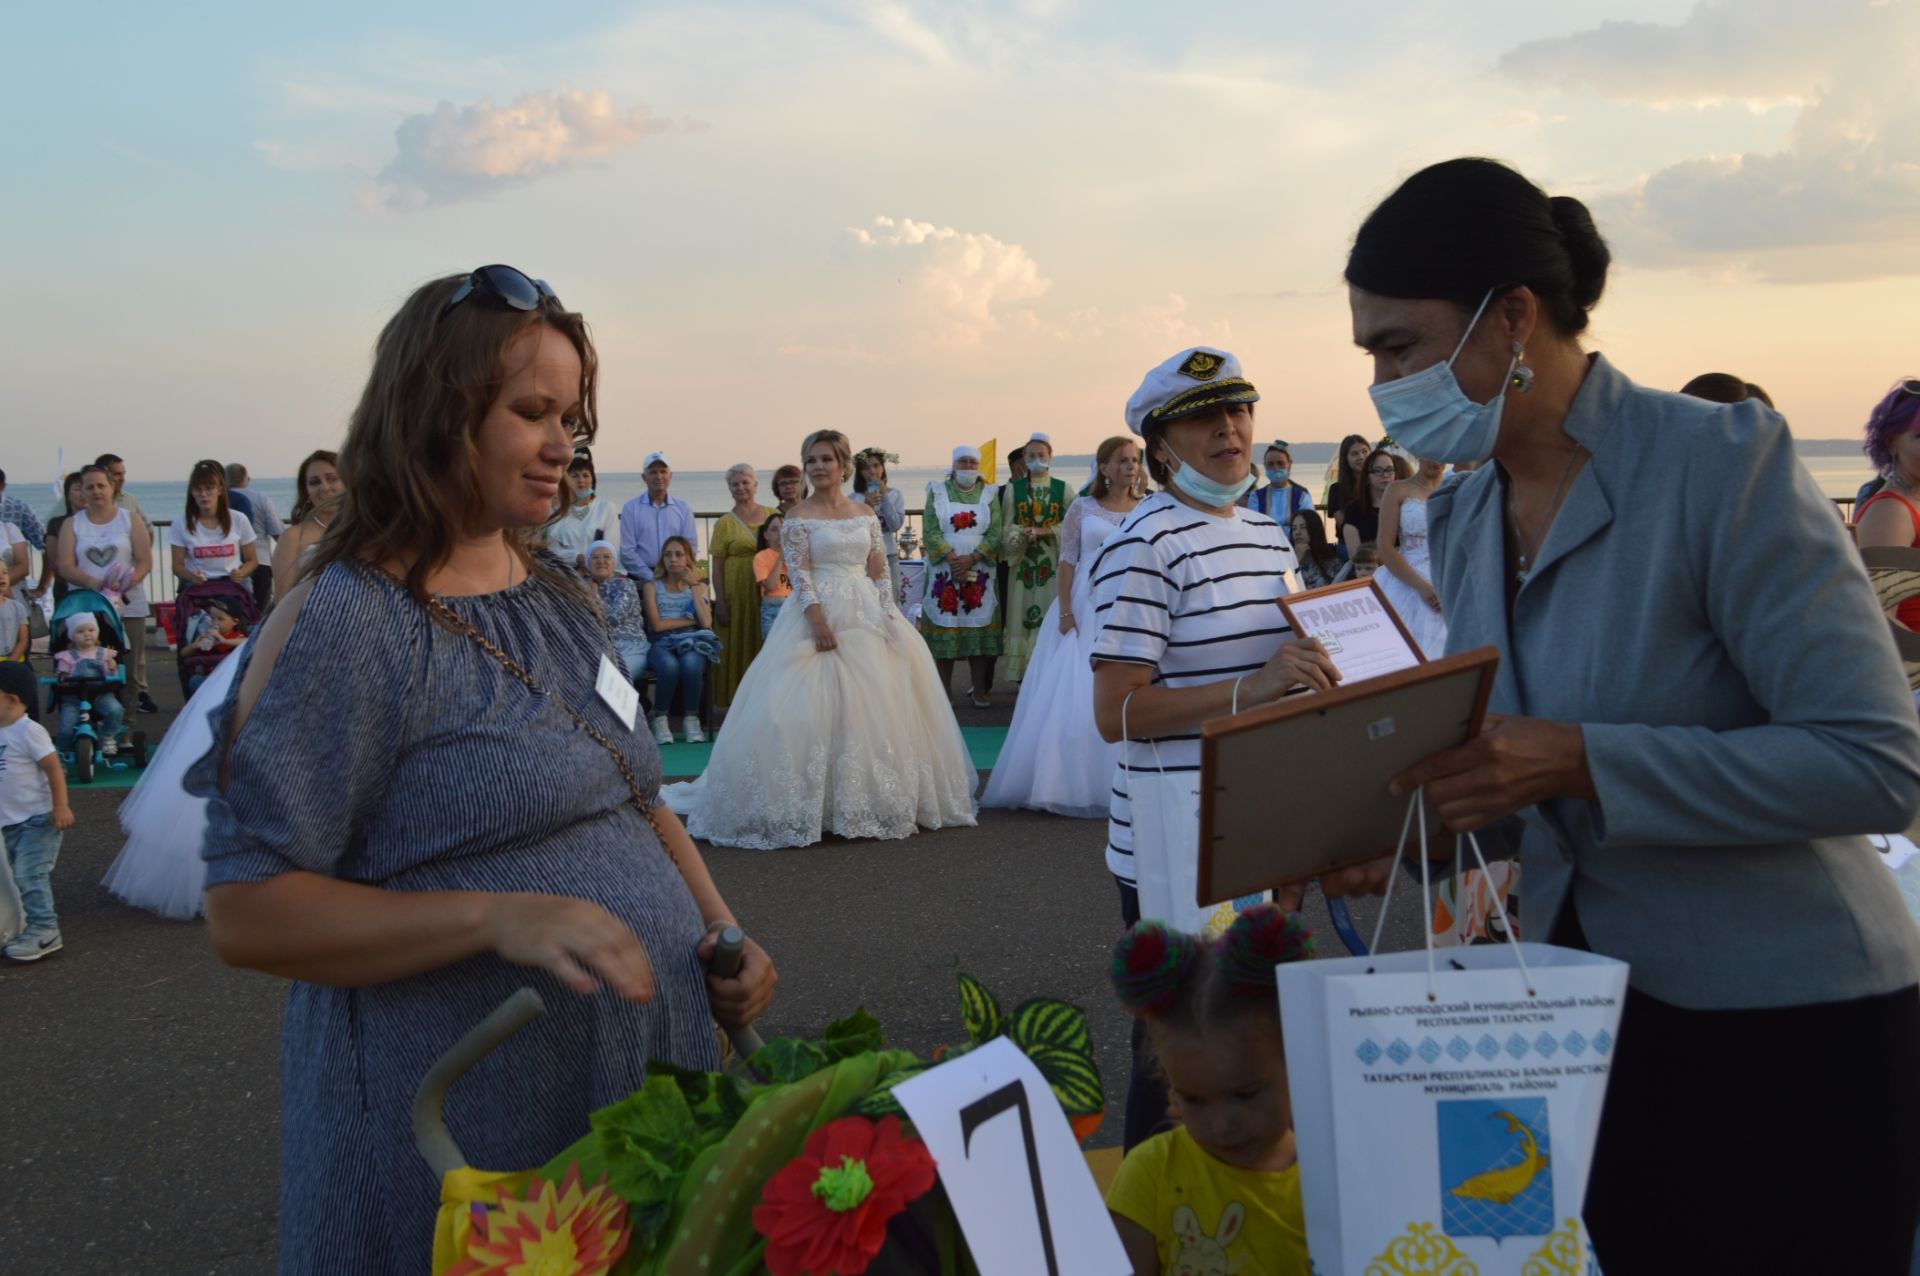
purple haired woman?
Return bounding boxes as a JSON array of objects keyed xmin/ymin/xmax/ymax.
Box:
[{"xmin": 1855, "ymin": 377, "xmax": 1920, "ymax": 630}]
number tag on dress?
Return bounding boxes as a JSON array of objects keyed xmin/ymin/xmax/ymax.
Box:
[
  {"xmin": 595, "ymin": 654, "xmax": 640, "ymax": 732},
  {"xmin": 893, "ymin": 1035, "xmax": 1129, "ymax": 1275}
]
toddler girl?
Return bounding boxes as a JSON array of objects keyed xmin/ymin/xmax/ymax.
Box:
[
  {"xmin": 54, "ymin": 614, "xmax": 124, "ymax": 755},
  {"xmin": 184, "ymin": 600, "xmax": 247, "ymax": 692},
  {"xmin": 1106, "ymin": 904, "xmax": 1315, "ymax": 1275},
  {"xmin": 753, "ymin": 513, "xmax": 791, "ymax": 640}
]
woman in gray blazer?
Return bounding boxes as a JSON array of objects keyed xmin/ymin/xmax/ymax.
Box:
[{"xmin": 1341, "ymin": 158, "xmax": 1920, "ymax": 1273}]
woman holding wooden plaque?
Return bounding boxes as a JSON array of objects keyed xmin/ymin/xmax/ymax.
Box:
[{"xmin": 1344, "ymin": 156, "xmax": 1920, "ymax": 1272}]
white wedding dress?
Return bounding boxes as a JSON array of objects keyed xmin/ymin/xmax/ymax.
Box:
[
  {"xmin": 100, "ymin": 640, "xmax": 249, "ymax": 919},
  {"xmin": 662, "ymin": 515, "xmax": 977, "ymax": 848},
  {"xmin": 980, "ymin": 497, "xmax": 1129, "ymax": 818},
  {"xmin": 1375, "ymin": 496, "xmax": 1449, "ymax": 659}
]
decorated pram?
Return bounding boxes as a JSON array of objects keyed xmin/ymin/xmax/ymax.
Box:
[{"xmin": 418, "ymin": 947, "xmax": 1106, "ymax": 1275}]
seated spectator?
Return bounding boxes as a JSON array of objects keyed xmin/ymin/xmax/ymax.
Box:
[
  {"xmin": 753, "ymin": 512, "xmax": 791, "ymax": 640},
  {"xmin": 643, "ymin": 536, "xmax": 720, "ymax": 746},
  {"xmin": 0, "ymin": 516, "xmax": 25, "ymax": 590},
  {"xmin": 1288, "ymin": 509, "xmax": 1343, "ymax": 590},
  {"xmin": 546, "ymin": 454, "xmax": 617, "ymax": 573},
  {"xmin": 1351, "ymin": 543, "xmax": 1381, "ymax": 579},
  {"xmin": 171, "ymin": 459, "xmax": 259, "ymax": 587},
  {"xmin": 586, "ymin": 540, "xmax": 649, "ymax": 681}
]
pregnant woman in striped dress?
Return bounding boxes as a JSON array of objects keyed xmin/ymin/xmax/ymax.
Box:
[{"xmin": 189, "ymin": 267, "xmax": 777, "ymax": 1274}]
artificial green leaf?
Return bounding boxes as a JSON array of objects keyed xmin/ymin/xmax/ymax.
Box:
[
  {"xmin": 586, "ymin": 1075, "xmax": 701, "ymax": 1242},
  {"xmin": 956, "ymin": 971, "xmax": 1004, "ymax": 1046},
  {"xmin": 850, "ymin": 1062, "xmax": 930, "ymax": 1119},
  {"xmin": 1008, "ymin": 997, "xmax": 1091, "ymax": 1057},
  {"xmin": 1025, "ymin": 1044, "xmax": 1105, "ymax": 1117},
  {"xmin": 822, "ymin": 1006, "xmax": 886, "ymax": 1060},
  {"xmin": 749, "ymin": 1035, "xmax": 831, "ymax": 1086},
  {"xmin": 647, "ymin": 1060, "xmax": 754, "ymax": 1135}
]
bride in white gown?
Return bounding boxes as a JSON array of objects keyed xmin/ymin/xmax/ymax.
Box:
[
  {"xmin": 663, "ymin": 431, "xmax": 977, "ymax": 848},
  {"xmin": 982, "ymin": 439, "xmax": 1144, "ymax": 817}
]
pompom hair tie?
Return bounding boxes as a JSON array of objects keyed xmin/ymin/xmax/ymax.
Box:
[
  {"xmin": 1110, "ymin": 921, "xmax": 1200, "ymax": 1018},
  {"xmin": 1219, "ymin": 905, "xmax": 1315, "ymax": 996}
]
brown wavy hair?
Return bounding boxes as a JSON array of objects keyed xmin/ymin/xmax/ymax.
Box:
[
  {"xmin": 289, "ymin": 449, "xmax": 341, "ymax": 525},
  {"xmin": 311, "ymin": 275, "xmax": 598, "ymax": 602},
  {"xmin": 1089, "ymin": 435, "xmax": 1140, "ymax": 500}
]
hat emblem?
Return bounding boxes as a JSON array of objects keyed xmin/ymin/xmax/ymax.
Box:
[{"xmin": 1177, "ymin": 351, "xmax": 1223, "ymax": 381}]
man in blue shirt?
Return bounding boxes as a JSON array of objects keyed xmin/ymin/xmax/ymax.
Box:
[
  {"xmin": 0, "ymin": 470, "xmax": 45, "ymax": 551},
  {"xmin": 619, "ymin": 451, "xmax": 695, "ymax": 581}
]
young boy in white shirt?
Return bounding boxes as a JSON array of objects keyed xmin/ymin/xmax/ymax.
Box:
[{"xmin": 0, "ymin": 661, "xmax": 73, "ymax": 960}]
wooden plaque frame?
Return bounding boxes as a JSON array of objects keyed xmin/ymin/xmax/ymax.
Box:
[
  {"xmin": 1196, "ymin": 646, "xmax": 1499, "ymax": 903},
  {"xmin": 1275, "ymin": 575, "xmax": 1426, "ymax": 678}
]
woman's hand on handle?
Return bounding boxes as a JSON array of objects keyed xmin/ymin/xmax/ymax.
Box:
[
  {"xmin": 1390, "ymin": 713, "xmax": 1594, "ymax": 833},
  {"xmin": 479, "ymin": 892, "xmax": 657, "ymax": 1002},
  {"xmin": 698, "ymin": 929, "xmax": 777, "ymax": 1031}
]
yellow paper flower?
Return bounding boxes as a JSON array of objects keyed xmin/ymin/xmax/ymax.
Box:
[{"xmin": 445, "ymin": 1163, "xmax": 631, "ymax": 1276}]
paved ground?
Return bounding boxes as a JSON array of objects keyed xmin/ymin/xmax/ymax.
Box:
[{"xmin": 0, "ymin": 653, "xmax": 1420, "ymax": 1274}]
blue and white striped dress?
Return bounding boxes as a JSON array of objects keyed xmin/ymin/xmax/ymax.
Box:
[{"xmin": 187, "ymin": 561, "xmax": 720, "ymax": 1274}]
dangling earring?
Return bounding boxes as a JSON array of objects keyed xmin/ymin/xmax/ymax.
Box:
[{"xmin": 1510, "ymin": 341, "xmax": 1535, "ymax": 394}]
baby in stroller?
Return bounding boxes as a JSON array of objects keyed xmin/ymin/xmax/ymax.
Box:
[
  {"xmin": 52, "ymin": 613, "xmax": 125, "ymax": 756},
  {"xmin": 181, "ymin": 598, "xmax": 246, "ymax": 692}
]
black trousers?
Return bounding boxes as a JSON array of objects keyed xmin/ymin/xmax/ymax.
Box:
[{"xmin": 1584, "ymin": 979, "xmax": 1920, "ymax": 1273}]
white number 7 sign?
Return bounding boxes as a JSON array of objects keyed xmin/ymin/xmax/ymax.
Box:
[{"xmin": 895, "ymin": 1036, "xmax": 1129, "ymax": 1275}]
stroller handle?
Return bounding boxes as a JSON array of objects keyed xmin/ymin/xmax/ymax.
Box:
[{"xmin": 411, "ymin": 987, "xmax": 545, "ymax": 1177}]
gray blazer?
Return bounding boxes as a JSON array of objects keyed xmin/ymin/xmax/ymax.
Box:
[{"xmin": 1428, "ymin": 354, "xmax": 1920, "ymax": 1010}]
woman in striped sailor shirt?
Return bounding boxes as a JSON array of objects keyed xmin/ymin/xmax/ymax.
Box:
[{"xmin": 1089, "ymin": 346, "xmax": 1340, "ymax": 1151}]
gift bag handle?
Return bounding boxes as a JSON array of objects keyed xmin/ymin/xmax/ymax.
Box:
[{"xmin": 1364, "ymin": 786, "xmax": 1534, "ymax": 1001}]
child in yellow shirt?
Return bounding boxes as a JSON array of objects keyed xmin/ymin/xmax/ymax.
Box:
[{"xmin": 1105, "ymin": 905, "xmax": 1315, "ymax": 1275}]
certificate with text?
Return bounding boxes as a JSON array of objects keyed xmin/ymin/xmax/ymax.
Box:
[{"xmin": 1277, "ymin": 577, "xmax": 1425, "ymax": 685}]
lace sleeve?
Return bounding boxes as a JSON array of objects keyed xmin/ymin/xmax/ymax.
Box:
[
  {"xmin": 1059, "ymin": 497, "xmax": 1088, "ymax": 566},
  {"xmin": 868, "ymin": 516, "xmax": 894, "ymax": 605},
  {"xmin": 781, "ymin": 518, "xmax": 818, "ymax": 610}
]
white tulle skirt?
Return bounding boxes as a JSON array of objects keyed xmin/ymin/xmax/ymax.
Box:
[
  {"xmin": 979, "ymin": 571, "xmax": 1119, "ymax": 819},
  {"xmin": 662, "ymin": 574, "xmax": 978, "ymax": 849},
  {"xmin": 1375, "ymin": 569, "xmax": 1449, "ymax": 660},
  {"xmin": 100, "ymin": 644, "xmax": 245, "ymax": 919}
]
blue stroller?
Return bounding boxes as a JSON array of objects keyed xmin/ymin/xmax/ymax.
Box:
[{"xmin": 41, "ymin": 590, "xmax": 148, "ymax": 783}]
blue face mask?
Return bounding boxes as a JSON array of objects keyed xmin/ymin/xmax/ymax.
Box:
[
  {"xmin": 1367, "ymin": 289, "xmax": 1518, "ymax": 464},
  {"xmin": 1164, "ymin": 441, "xmax": 1256, "ymax": 508},
  {"xmin": 1265, "ymin": 465, "xmax": 1290, "ymax": 486}
]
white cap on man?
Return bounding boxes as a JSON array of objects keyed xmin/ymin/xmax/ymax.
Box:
[{"xmin": 644, "ymin": 451, "xmax": 672, "ymax": 471}]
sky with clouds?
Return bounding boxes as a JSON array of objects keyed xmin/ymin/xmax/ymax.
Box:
[{"xmin": 4, "ymin": 0, "xmax": 1915, "ymax": 477}]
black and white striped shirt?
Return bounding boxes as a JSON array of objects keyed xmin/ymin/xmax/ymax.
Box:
[{"xmin": 1088, "ymin": 492, "xmax": 1297, "ymax": 883}]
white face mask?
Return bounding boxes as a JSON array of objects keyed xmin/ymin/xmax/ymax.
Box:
[
  {"xmin": 1026, "ymin": 457, "xmax": 1050, "ymax": 474},
  {"xmin": 953, "ymin": 469, "xmax": 981, "ymax": 489},
  {"xmin": 1164, "ymin": 440, "xmax": 1256, "ymax": 508},
  {"xmin": 1366, "ymin": 288, "xmax": 1520, "ymax": 464}
]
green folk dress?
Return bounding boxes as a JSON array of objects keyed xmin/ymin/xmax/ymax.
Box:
[
  {"xmin": 917, "ymin": 478, "xmax": 1004, "ymax": 659},
  {"xmin": 997, "ymin": 475, "xmax": 1068, "ymax": 681}
]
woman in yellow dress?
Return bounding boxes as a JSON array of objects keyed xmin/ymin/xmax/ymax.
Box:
[{"xmin": 708, "ymin": 462, "xmax": 769, "ymax": 707}]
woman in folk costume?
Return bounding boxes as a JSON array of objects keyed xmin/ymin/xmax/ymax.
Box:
[
  {"xmin": 997, "ymin": 431, "xmax": 1070, "ymax": 683},
  {"xmin": 918, "ymin": 444, "xmax": 1004, "ymax": 708}
]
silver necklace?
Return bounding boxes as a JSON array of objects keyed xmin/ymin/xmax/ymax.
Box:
[{"xmin": 1510, "ymin": 445, "xmax": 1585, "ymax": 586}]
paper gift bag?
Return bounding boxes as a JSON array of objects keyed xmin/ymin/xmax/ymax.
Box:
[
  {"xmin": 1126, "ymin": 692, "xmax": 1267, "ymax": 937},
  {"xmin": 1279, "ymin": 798, "xmax": 1627, "ymax": 1275}
]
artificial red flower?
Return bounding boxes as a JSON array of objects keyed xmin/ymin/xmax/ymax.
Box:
[
  {"xmin": 753, "ymin": 1115, "xmax": 937, "ymax": 1276},
  {"xmin": 950, "ymin": 511, "xmax": 977, "ymax": 531}
]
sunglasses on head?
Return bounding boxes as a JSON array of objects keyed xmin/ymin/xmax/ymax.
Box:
[
  {"xmin": 443, "ymin": 264, "xmax": 561, "ymax": 317},
  {"xmin": 1896, "ymin": 377, "xmax": 1920, "ymax": 396}
]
